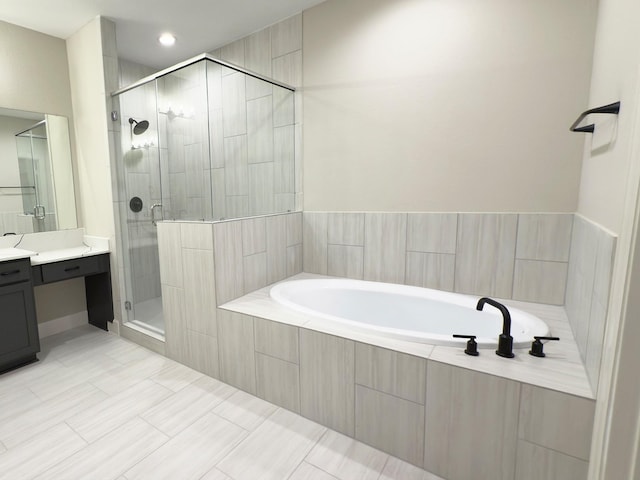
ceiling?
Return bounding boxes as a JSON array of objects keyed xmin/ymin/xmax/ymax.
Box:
[{"xmin": 0, "ymin": 0, "xmax": 324, "ymax": 69}]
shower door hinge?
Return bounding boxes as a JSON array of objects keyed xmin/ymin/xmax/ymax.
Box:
[
  {"xmin": 125, "ymin": 300, "xmax": 132, "ymax": 311},
  {"xmin": 111, "ymin": 111, "xmax": 119, "ymax": 121}
]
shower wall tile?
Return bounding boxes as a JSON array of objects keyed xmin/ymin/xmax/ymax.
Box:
[
  {"xmin": 247, "ymin": 96, "xmax": 274, "ymax": 164},
  {"xmin": 222, "ymin": 73, "xmax": 247, "ymax": 136},
  {"xmin": 244, "ymin": 28, "xmax": 271, "ymax": 76},
  {"xmin": 213, "ymin": 220, "xmax": 244, "ymax": 304},
  {"xmin": 224, "ymin": 135, "xmax": 249, "ymax": 196},
  {"xmin": 180, "ymin": 222, "xmax": 213, "ymax": 250},
  {"xmin": 303, "ymin": 212, "xmax": 328, "ymax": 275},
  {"xmin": 209, "ymin": 109, "xmax": 225, "ymax": 168},
  {"xmin": 254, "ymin": 318, "xmax": 300, "ymax": 364},
  {"xmin": 182, "ymin": 248, "xmax": 217, "ymax": 337},
  {"xmin": 364, "ymin": 213, "xmax": 407, "ymax": 284},
  {"xmin": 327, "ymin": 245, "xmax": 364, "ymax": 280},
  {"xmin": 219, "ymin": 39, "xmax": 245, "ymax": 70},
  {"xmin": 454, "ymin": 213, "xmax": 517, "ymax": 298},
  {"xmin": 248, "ymin": 162, "xmax": 275, "ymax": 216},
  {"xmin": 217, "ymin": 310, "xmax": 256, "ymax": 395},
  {"xmin": 273, "ymin": 88, "xmax": 295, "ymax": 128},
  {"xmin": 328, "ymin": 213, "xmax": 365, "ymax": 246},
  {"xmin": 516, "ymin": 214, "xmax": 573, "ymax": 262},
  {"xmin": 243, "ymin": 252, "xmax": 268, "ymax": 293},
  {"xmin": 271, "ymin": 14, "xmax": 302, "ymax": 58},
  {"xmin": 274, "ymin": 125, "xmax": 295, "ymax": 194},
  {"xmin": 355, "ymin": 343, "xmax": 426, "ymax": 405},
  {"xmin": 425, "ymin": 361, "xmax": 520, "ymax": 480},
  {"xmin": 586, "ymin": 296, "xmax": 607, "ymax": 391},
  {"xmin": 272, "ymin": 50, "xmax": 303, "ymax": 88},
  {"xmin": 518, "ymin": 385, "xmax": 594, "ymax": 461},
  {"xmin": 242, "ymin": 217, "xmax": 267, "ymax": 255},
  {"xmin": 157, "ymin": 222, "xmax": 183, "ymax": 288},
  {"xmin": 211, "ymin": 169, "xmax": 227, "ymax": 220},
  {"xmin": 355, "ymin": 385, "xmax": 424, "ymax": 466},
  {"xmin": 300, "ymin": 329, "xmax": 355, "ymax": 436},
  {"xmin": 406, "ymin": 213, "xmax": 457, "ymax": 254},
  {"xmin": 226, "ymin": 196, "xmax": 249, "ymax": 219},
  {"xmin": 515, "ymin": 440, "xmax": 589, "ymax": 480},
  {"xmin": 512, "ymin": 260, "xmax": 568, "ymax": 305},
  {"xmin": 405, "ymin": 252, "xmax": 455, "ymax": 292},
  {"xmin": 266, "ymin": 214, "xmax": 288, "ymax": 284},
  {"xmin": 255, "ymin": 353, "xmax": 300, "ymax": 413}
]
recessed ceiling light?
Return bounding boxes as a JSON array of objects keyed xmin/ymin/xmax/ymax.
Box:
[{"xmin": 158, "ymin": 33, "xmax": 176, "ymax": 47}]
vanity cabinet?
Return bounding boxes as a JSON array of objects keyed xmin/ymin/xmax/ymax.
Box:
[{"xmin": 0, "ymin": 258, "xmax": 39, "ymax": 373}]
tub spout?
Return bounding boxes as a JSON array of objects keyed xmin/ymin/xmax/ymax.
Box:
[{"xmin": 476, "ymin": 297, "xmax": 514, "ymax": 358}]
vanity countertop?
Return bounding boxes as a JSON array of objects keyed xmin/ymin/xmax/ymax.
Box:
[
  {"xmin": 0, "ymin": 248, "xmax": 37, "ymax": 262},
  {"xmin": 29, "ymin": 245, "xmax": 110, "ymax": 265}
]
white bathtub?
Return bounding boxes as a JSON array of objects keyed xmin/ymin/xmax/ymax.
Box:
[{"xmin": 269, "ymin": 278, "xmax": 550, "ymax": 348}]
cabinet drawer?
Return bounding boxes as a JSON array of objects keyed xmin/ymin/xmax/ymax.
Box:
[
  {"xmin": 41, "ymin": 256, "xmax": 101, "ymax": 283},
  {"xmin": 0, "ymin": 259, "xmax": 31, "ymax": 287}
]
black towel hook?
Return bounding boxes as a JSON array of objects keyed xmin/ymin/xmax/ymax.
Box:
[{"xmin": 570, "ymin": 101, "xmax": 620, "ymax": 133}]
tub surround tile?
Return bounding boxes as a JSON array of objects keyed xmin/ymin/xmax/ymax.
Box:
[
  {"xmin": 364, "ymin": 213, "xmax": 407, "ymax": 284},
  {"xmin": 213, "ymin": 220, "xmax": 245, "ymax": 304},
  {"xmin": 328, "ymin": 244, "xmax": 364, "ymax": 279},
  {"xmin": 518, "ymin": 385, "xmax": 594, "ymax": 460},
  {"xmin": 243, "ymin": 252, "xmax": 268, "ymax": 292},
  {"xmin": 256, "ymin": 353, "xmax": 301, "ymax": 413},
  {"xmin": 424, "ymin": 362, "xmax": 520, "ymax": 480},
  {"xmin": 516, "ymin": 214, "xmax": 573, "ymax": 262},
  {"xmin": 585, "ymin": 296, "xmax": 607, "ymax": 391},
  {"xmin": 454, "ymin": 213, "xmax": 518, "ymax": 298},
  {"xmin": 216, "ymin": 408, "xmax": 326, "ymax": 480},
  {"xmin": 306, "ymin": 429, "xmax": 388, "ymax": 480},
  {"xmin": 242, "ymin": 217, "xmax": 267, "ymax": 255},
  {"xmin": 355, "ymin": 385, "xmax": 424, "ymax": 467},
  {"xmin": 182, "ymin": 248, "xmax": 218, "ymax": 336},
  {"xmin": 287, "ymin": 244, "xmax": 303, "ymax": 277},
  {"xmin": 266, "ymin": 214, "xmax": 288, "ymax": 283},
  {"xmin": 300, "ymin": 329, "xmax": 356, "ymax": 436},
  {"xmin": 514, "ymin": 440, "xmax": 589, "ymax": 480},
  {"xmin": 405, "ymin": 252, "xmax": 455, "ymax": 292},
  {"xmin": 355, "ymin": 343, "xmax": 426, "ymax": 405},
  {"xmin": 286, "ymin": 212, "xmax": 303, "ymax": 246},
  {"xmin": 328, "ymin": 212, "xmax": 365, "ymax": 246},
  {"xmin": 179, "ymin": 222, "xmax": 213, "ymax": 250},
  {"xmin": 407, "ymin": 213, "xmax": 457, "ymax": 254},
  {"xmin": 254, "ymin": 318, "xmax": 299, "ymax": 363},
  {"xmin": 303, "ymin": 212, "xmax": 328, "ymax": 274},
  {"xmin": 157, "ymin": 222, "xmax": 183, "ymax": 288},
  {"xmin": 512, "ymin": 259, "xmax": 568, "ymax": 305},
  {"xmin": 217, "ymin": 310, "xmax": 257, "ymax": 394}
]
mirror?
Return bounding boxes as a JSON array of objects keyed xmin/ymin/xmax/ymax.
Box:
[{"xmin": 0, "ymin": 107, "xmax": 77, "ymax": 235}]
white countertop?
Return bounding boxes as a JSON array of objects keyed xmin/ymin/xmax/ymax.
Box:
[{"xmin": 0, "ymin": 230, "xmax": 109, "ymax": 266}]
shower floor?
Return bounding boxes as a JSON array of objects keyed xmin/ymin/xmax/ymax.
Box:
[{"xmin": 129, "ymin": 296, "xmax": 164, "ymax": 336}]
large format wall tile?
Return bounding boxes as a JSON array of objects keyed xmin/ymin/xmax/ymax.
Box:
[
  {"xmin": 425, "ymin": 361, "xmax": 520, "ymax": 480},
  {"xmin": 182, "ymin": 248, "xmax": 217, "ymax": 336},
  {"xmin": 518, "ymin": 385, "xmax": 594, "ymax": 460},
  {"xmin": 157, "ymin": 222, "xmax": 183, "ymax": 288},
  {"xmin": 516, "ymin": 214, "xmax": 573, "ymax": 262},
  {"xmin": 406, "ymin": 213, "xmax": 457, "ymax": 254},
  {"xmin": 217, "ymin": 310, "xmax": 256, "ymax": 394},
  {"xmin": 303, "ymin": 212, "xmax": 328, "ymax": 274},
  {"xmin": 454, "ymin": 213, "xmax": 517, "ymax": 298},
  {"xmin": 405, "ymin": 252, "xmax": 455, "ymax": 291},
  {"xmin": 328, "ymin": 245, "xmax": 364, "ymax": 279},
  {"xmin": 300, "ymin": 329, "xmax": 355, "ymax": 436},
  {"xmin": 355, "ymin": 343, "xmax": 426, "ymax": 405},
  {"xmin": 256, "ymin": 352, "xmax": 300, "ymax": 413},
  {"xmin": 355, "ymin": 385, "xmax": 424, "ymax": 467},
  {"xmin": 512, "ymin": 259, "xmax": 568, "ymax": 305},
  {"xmin": 213, "ymin": 220, "xmax": 244, "ymax": 304},
  {"xmin": 254, "ymin": 318, "xmax": 299, "ymax": 364},
  {"xmin": 364, "ymin": 213, "xmax": 407, "ymax": 284},
  {"xmin": 328, "ymin": 213, "xmax": 365, "ymax": 246},
  {"xmin": 514, "ymin": 440, "xmax": 588, "ymax": 480}
]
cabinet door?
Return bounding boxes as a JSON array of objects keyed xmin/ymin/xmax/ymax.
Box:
[{"xmin": 0, "ymin": 281, "xmax": 39, "ymax": 369}]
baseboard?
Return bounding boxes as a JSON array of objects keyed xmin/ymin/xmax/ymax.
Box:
[{"xmin": 38, "ymin": 311, "xmax": 88, "ymax": 338}]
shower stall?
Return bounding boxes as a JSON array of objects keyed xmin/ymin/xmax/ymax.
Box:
[{"xmin": 112, "ymin": 54, "xmax": 297, "ymax": 336}]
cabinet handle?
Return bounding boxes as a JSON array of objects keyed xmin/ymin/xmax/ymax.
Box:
[
  {"xmin": 1, "ymin": 269, "xmax": 20, "ymax": 276},
  {"xmin": 64, "ymin": 266, "xmax": 81, "ymax": 272}
]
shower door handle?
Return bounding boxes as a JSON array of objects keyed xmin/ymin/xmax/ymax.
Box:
[
  {"xmin": 151, "ymin": 203, "xmax": 163, "ymax": 226},
  {"xmin": 33, "ymin": 205, "xmax": 45, "ymax": 220}
]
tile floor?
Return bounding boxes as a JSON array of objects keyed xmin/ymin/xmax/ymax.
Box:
[{"xmin": 0, "ymin": 325, "xmax": 443, "ymax": 480}]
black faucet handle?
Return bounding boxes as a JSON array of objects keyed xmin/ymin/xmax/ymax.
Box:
[
  {"xmin": 453, "ymin": 334, "xmax": 479, "ymax": 356},
  {"xmin": 529, "ymin": 336, "xmax": 560, "ymax": 357}
]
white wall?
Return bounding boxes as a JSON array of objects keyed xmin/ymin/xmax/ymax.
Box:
[{"xmin": 302, "ymin": 0, "xmax": 597, "ymax": 212}]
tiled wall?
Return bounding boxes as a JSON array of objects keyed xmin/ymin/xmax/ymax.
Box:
[
  {"xmin": 210, "ymin": 14, "xmax": 303, "ymax": 214},
  {"xmin": 212, "ymin": 310, "xmax": 594, "ymax": 479},
  {"xmin": 565, "ymin": 215, "xmax": 616, "ymax": 392},
  {"xmin": 157, "ymin": 212, "xmax": 303, "ymax": 372},
  {"xmin": 303, "ymin": 212, "xmax": 573, "ymax": 305}
]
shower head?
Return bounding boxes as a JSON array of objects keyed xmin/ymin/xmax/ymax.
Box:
[{"xmin": 128, "ymin": 118, "xmax": 149, "ymax": 135}]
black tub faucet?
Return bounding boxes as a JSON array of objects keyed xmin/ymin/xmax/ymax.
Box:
[{"xmin": 476, "ymin": 297, "xmax": 514, "ymax": 358}]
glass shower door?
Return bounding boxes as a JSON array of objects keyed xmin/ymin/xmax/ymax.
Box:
[{"xmin": 117, "ymin": 83, "xmax": 165, "ymax": 335}]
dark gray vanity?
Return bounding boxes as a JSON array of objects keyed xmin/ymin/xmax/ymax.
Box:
[{"xmin": 0, "ymin": 250, "xmax": 113, "ymax": 374}]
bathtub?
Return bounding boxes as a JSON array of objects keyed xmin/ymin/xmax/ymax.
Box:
[{"xmin": 269, "ymin": 278, "xmax": 550, "ymax": 348}]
